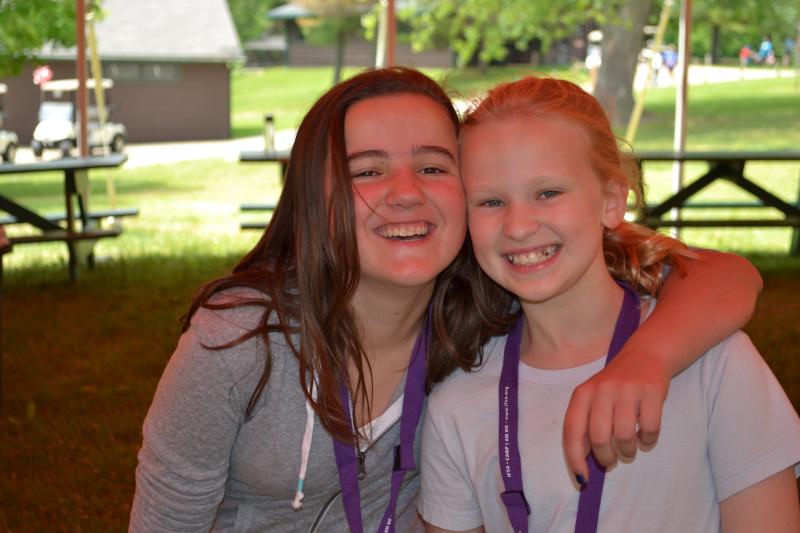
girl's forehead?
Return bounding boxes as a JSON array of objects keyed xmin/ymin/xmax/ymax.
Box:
[
  {"xmin": 459, "ymin": 117, "xmax": 596, "ymax": 179},
  {"xmin": 344, "ymin": 94, "xmax": 458, "ymax": 152},
  {"xmin": 348, "ymin": 93, "xmax": 453, "ymax": 125}
]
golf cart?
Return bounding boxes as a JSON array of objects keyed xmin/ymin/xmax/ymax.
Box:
[
  {"xmin": 0, "ymin": 83, "xmax": 18, "ymax": 163},
  {"xmin": 31, "ymin": 78, "xmax": 126, "ymax": 158}
]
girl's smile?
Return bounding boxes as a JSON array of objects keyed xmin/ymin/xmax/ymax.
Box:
[
  {"xmin": 461, "ymin": 116, "xmax": 625, "ymax": 305},
  {"xmin": 504, "ymin": 243, "xmax": 562, "ymax": 268},
  {"xmin": 344, "ymin": 93, "xmax": 466, "ymax": 293}
]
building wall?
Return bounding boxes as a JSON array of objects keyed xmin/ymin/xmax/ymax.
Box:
[
  {"xmin": 287, "ymin": 40, "xmax": 453, "ymax": 69},
  {"xmin": 2, "ymin": 61, "xmax": 232, "ymax": 144}
]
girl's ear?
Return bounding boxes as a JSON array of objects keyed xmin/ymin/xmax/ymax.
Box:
[{"xmin": 602, "ymin": 180, "xmax": 629, "ymax": 229}]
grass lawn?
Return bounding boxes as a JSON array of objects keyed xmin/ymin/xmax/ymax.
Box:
[{"xmin": 1, "ymin": 66, "xmax": 799, "ymax": 530}]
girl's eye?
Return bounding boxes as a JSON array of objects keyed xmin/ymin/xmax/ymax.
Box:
[
  {"xmin": 538, "ymin": 189, "xmax": 561, "ymax": 199},
  {"xmin": 420, "ymin": 166, "xmax": 445, "ymax": 175},
  {"xmin": 478, "ymin": 198, "xmax": 504, "ymax": 208},
  {"xmin": 351, "ymin": 169, "xmax": 380, "ymax": 179}
]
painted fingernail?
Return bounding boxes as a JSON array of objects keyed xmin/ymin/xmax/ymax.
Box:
[{"xmin": 576, "ymin": 473, "xmax": 587, "ymax": 486}]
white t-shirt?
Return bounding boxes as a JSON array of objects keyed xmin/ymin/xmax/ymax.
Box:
[{"xmin": 419, "ymin": 327, "xmax": 800, "ymax": 532}]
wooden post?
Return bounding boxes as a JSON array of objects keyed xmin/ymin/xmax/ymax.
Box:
[
  {"xmin": 671, "ymin": 0, "xmax": 691, "ymax": 236},
  {"xmin": 387, "ymin": 0, "xmax": 396, "ymax": 67},
  {"xmin": 76, "ymin": 0, "xmax": 88, "ymax": 157}
]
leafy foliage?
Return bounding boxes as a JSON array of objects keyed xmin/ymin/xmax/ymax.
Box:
[
  {"xmin": 292, "ymin": 0, "xmax": 374, "ymax": 46},
  {"xmin": 0, "ymin": 0, "xmax": 78, "ymax": 76},
  {"xmin": 665, "ymin": 0, "xmax": 799, "ymax": 59},
  {"xmin": 226, "ymin": 0, "xmax": 284, "ymax": 44},
  {"xmin": 407, "ymin": 0, "xmax": 602, "ymax": 66},
  {"xmin": 293, "ymin": 0, "xmax": 375, "ymax": 83},
  {"xmin": 406, "ymin": 0, "xmax": 798, "ymax": 67},
  {"xmin": 294, "ymin": 0, "xmax": 374, "ymax": 15}
]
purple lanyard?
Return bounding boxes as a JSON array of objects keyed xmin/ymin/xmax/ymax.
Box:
[
  {"xmin": 498, "ymin": 284, "xmax": 640, "ymax": 533},
  {"xmin": 332, "ymin": 316, "xmax": 430, "ymax": 533}
]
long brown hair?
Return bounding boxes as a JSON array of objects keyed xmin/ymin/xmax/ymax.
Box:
[
  {"xmin": 185, "ymin": 67, "xmax": 494, "ymax": 442},
  {"xmin": 461, "ymin": 75, "xmax": 696, "ymax": 308}
]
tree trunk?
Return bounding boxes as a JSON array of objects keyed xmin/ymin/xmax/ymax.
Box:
[
  {"xmin": 594, "ymin": 0, "xmax": 653, "ymax": 128},
  {"xmin": 711, "ymin": 24, "xmax": 721, "ymax": 64},
  {"xmin": 333, "ymin": 22, "xmax": 345, "ymax": 85}
]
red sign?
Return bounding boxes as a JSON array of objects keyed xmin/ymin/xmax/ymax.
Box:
[{"xmin": 33, "ymin": 65, "xmax": 53, "ymax": 85}]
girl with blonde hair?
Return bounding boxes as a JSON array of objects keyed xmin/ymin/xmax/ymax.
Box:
[{"xmin": 419, "ymin": 76, "xmax": 799, "ymax": 533}]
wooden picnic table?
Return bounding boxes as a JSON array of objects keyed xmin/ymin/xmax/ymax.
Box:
[
  {"xmin": 239, "ymin": 149, "xmax": 290, "ymax": 180},
  {"xmin": 0, "ymin": 153, "xmax": 133, "ymax": 280},
  {"xmin": 238, "ymin": 149, "xmax": 291, "ymax": 230},
  {"xmin": 633, "ymin": 150, "xmax": 800, "ymax": 255}
]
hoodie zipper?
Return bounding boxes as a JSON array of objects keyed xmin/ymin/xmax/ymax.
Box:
[
  {"xmin": 309, "ymin": 399, "xmax": 403, "ymax": 532},
  {"xmin": 349, "ymin": 391, "xmax": 403, "ymax": 478}
]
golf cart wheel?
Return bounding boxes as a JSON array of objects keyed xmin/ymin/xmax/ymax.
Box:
[
  {"xmin": 59, "ymin": 140, "xmax": 73, "ymax": 158},
  {"xmin": 2, "ymin": 142, "xmax": 15, "ymax": 163},
  {"xmin": 31, "ymin": 140, "xmax": 44, "ymax": 158},
  {"xmin": 110, "ymin": 134, "xmax": 125, "ymax": 153}
]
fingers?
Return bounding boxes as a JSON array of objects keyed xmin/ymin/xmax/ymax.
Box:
[
  {"xmin": 587, "ymin": 390, "xmax": 617, "ymax": 468},
  {"xmin": 636, "ymin": 389, "xmax": 664, "ymax": 451},
  {"xmin": 563, "ymin": 375, "xmax": 668, "ymax": 483},
  {"xmin": 563, "ymin": 385, "xmax": 591, "ymax": 485},
  {"xmin": 611, "ymin": 388, "xmax": 639, "ymax": 461}
]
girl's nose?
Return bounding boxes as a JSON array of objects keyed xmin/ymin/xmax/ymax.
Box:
[
  {"xmin": 385, "ymin": 166, "xmax": 425, "ymax": 208},
  {"xmin": 503, "ymin": 203, "xmax": 539, "ymax": 240}
]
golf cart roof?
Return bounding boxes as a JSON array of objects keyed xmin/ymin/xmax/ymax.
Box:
[{"xmin": 41, "ymin": 79, "xmax": 114, "ymax": 92}]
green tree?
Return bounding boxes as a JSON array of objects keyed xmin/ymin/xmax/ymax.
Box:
[
  {"xmin": 227, "ymin": 0, "xmax": 283, "ymax": 44},
  {"xmin": 0, "ymin": 0, "xmax": 78, "ymax": 76},
  {"xmin": 295, "ymin": 0, "xmax": 374, "ymax": 83},
  {"xmin": 593, "ymin": 0, "xmax": 653, "ymax": 128},
  {"xmin": 672, "ymin": 0, "xmax": 798, "ymax": 62},
  {"xmin": 409, "ymin": 0, "xmax": 597, "ymax": 68},
  {"xmin": 409, "ymin": 0, "xmax": 799, "ymax": 127}
]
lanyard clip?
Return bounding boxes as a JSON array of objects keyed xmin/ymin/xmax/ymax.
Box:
[
  {"xmin": 500, "ymin": 489, "xmax": 531, "ymax": 515},
  {"xmin": 393, "ymin": 444, "xmax": 415, "ymax": 472}
]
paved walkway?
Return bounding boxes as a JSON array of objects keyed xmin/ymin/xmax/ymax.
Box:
[
  {"xmin": 12, "ymin": 129, "xmax": 296, "ymax": 168},
  {"xmin": 633, "ymin": 63, "xmax": 798, "ymax": 91}
]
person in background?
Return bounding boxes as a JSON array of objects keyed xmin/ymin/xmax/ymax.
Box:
[
  {"xmin": 758, "ymin": 35, "xmax": 776, "ymax": 65},
  {"xmin": 739, "ymin": 44, "xmax": 754, "ymax": 71},
  {"xmin": 661, "ymin": 44, "xmax": 678, "ymax": 80},
  {"xmin": 783, "ymin": 36, "xmax": 797, "ymax": 68},
  {"xmin": 419, "ymin": 75, "xmax": 799, "ymax": 533},
  {"xmin": 130, "ymin": 68, "xmax": 763, "ymax": 532}
]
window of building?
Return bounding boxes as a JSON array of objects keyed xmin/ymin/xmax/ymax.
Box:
[{"xmin": 108, "ymin": 62, "xmax": 182, "ymax": 83}]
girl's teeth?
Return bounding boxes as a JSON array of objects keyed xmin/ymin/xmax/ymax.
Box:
[
  {"xmin": 379, "ymin": 223, "xmax": 429, "ymax": 238},
  {"xmin": 507, "ymin": 244, "xmax": 560, "ymax": 266}
]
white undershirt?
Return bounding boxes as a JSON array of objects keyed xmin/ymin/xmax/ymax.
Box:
[{"xmin": 357, "ymin": 394, "xmax": 404, "ymax": 451}]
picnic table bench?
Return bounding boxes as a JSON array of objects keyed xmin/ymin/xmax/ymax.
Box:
[
  {"xmin": 633, "ymin": 150, "xmax": 800, "ymax": 255},
  {"xmin": 238, "ymin": 149, "xmax": 290, "ymax": 230},
  {"xmin": 0, "ymin": 154, "xmax": 136, "ymax": 280}
]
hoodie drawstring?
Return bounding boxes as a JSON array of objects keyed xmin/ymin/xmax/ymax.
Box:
[{"xmin": 292, "ymin": 380, "xmax": 317, "ymax": 510}]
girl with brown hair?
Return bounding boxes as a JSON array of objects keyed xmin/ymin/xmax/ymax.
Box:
[{"xmin": 131, "ymin": 68, "xmax": 762, "ymax": 532}]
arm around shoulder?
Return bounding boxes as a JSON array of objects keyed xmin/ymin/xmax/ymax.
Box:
[
  {"xmin": 561, "ymin": 250, "xmax": 763, "ymax": 479},
  {"xmin": 720, "ymin": 467, "xmax": 800, "ymax": 533},
  {"xmin": 645, "ymin": 248, "xmax": 762, "ymax": 376}
]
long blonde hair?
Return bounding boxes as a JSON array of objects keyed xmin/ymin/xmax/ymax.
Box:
[{"xmin": 462, "ymin": 75, "xmax": 696, "ymax": 296}]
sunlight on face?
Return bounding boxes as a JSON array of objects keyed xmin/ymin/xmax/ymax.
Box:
[
  {"xmin": 343, "ymin": 93, "xmax": 466, "ymax": 295},
  {"xmin": 461, "ymin": 116, "xmax": 625, "ymax": 304}
]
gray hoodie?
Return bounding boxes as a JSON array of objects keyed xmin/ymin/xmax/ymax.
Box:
[{"xmin": 130, "ymin": 290, "xmax": 422, "ymax": 532}]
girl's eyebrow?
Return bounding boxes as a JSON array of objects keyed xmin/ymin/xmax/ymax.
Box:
[
  {"xmin": 347, "ymin": 149, "xmax": 386, "ymax": 162},
  {"xmin": 347, "ymin": 145, "xmax": 456, "ymax": 163},
  {"xmin": 414, "ymin": 145, "xmax": 456, "ymax": 163}
]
